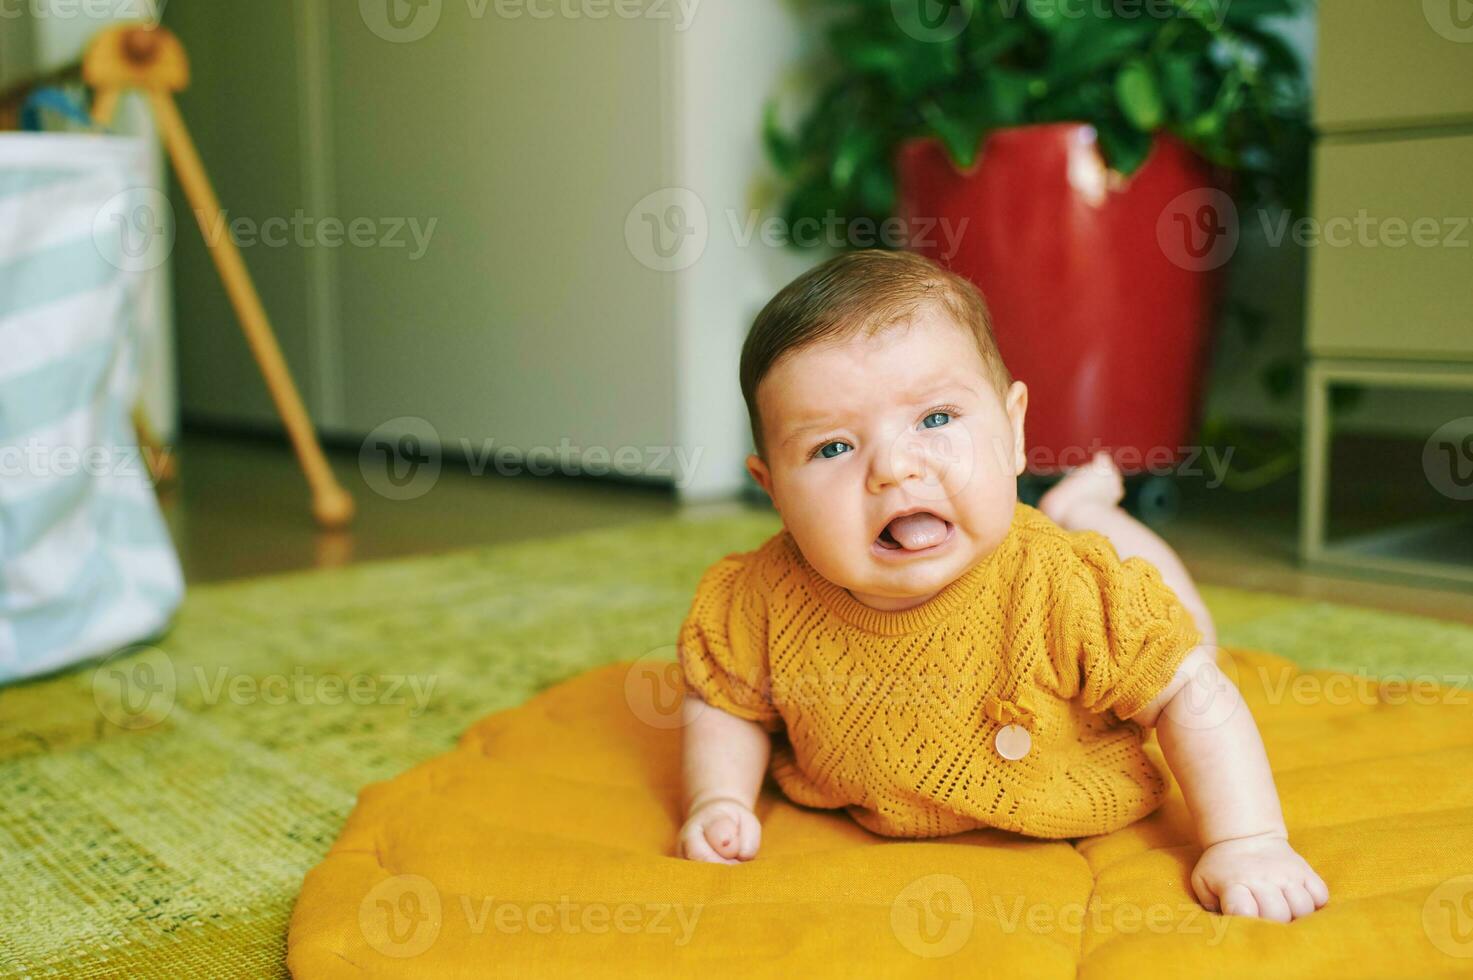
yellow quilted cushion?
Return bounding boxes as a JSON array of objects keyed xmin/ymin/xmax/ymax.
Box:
[{"xmin": 288, "ymin": 648, "xmax": 1473, "ymax": 977}]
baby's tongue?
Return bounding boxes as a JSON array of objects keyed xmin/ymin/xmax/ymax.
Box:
[{"xmin": 885, "ymin": 512, "xmax": 948, "ymax": 550}]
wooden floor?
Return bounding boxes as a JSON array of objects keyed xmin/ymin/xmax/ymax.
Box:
[{"xmin": 159, "ymin": 430, "xmax": 1473, "ymax": 626}]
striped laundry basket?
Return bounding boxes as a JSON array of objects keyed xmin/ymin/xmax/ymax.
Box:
[{"xmin": 0, "ymin": 133, "xmax": 183, "ymax": 684}]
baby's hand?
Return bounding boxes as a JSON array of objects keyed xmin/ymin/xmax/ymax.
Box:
[
  {"xmin": 1190, "ymin": 832, "xmax": 1330, "ymax": 922},
  {"xmin": 676, "ymin": 797, "xmax": 761, "ymax": 864}
]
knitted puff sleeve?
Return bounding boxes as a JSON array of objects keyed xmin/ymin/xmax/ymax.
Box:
[
  {"xmin": 676, "ymin": 552, "xmax": 785, "ymax": 733},
  {"xmin": 1058, "ymin": 529, "xmax": 1203, "ymax": 724}
]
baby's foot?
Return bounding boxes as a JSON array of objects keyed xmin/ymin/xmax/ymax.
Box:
[{"xmin": 1037, "ymin": 451, "xmax": 1125, "ymax": 529}]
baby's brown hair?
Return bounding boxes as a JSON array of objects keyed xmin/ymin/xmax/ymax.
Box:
[{"xmin": 740, "ymin": 249, "xmax": 1013, "ymax": 459}]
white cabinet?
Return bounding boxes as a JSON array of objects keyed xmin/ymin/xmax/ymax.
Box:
[{"xmin": 167, "ymin": 0, "xmax": 803, "ymax": 499}]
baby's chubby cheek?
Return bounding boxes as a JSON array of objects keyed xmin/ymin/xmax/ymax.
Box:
[{"xmin": 784, "ymin": 496, "xmax": 863, "ymax": 562}]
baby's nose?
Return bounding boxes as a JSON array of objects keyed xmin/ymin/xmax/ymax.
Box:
[{"xmin": 867, "ymin": 437, "xmax": 926, "ymax": 493}]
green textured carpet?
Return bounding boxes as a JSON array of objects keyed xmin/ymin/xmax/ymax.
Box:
[{"xmin": 2, "ymin": 512, "xmax": 1471, "ymax": 978}]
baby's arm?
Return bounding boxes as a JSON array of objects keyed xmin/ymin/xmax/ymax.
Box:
[
  {"xmin": 1133, "ymin": 648, "xmax": 1331, "ymax": 922},
  {"xmin": 677, "ymin": 693, "xmax": 770, "ymax": 864}
]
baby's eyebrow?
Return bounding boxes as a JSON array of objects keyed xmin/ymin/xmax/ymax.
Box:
[
  {"xmin": 777, "ymin": 381, "xmax": 982, "ymax": 448},
  {"xmin": 779, "ymin": 417, "xmax": 842, "ymax": 448}
]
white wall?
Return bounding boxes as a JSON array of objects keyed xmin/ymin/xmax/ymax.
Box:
[
  {"xmin": 168, "ymin": 0, "xmax": 682, "ymax": 480},
  {"xmin": 670, "ymin": 0, "xmax": 817, "ymax": 500}
]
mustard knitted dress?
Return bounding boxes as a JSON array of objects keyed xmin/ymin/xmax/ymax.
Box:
[{"xmin": 677, "ymin": 500, "xmax": 1203, "ymax": 840}]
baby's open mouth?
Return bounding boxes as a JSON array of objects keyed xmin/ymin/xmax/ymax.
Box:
[{"xmin": 876, "ymin": 511, "xmax": 952, "ymax": 552}]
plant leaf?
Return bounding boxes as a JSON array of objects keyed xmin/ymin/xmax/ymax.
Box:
[
  {"xmin": 1220, "ymin": 0, "xmax": 1301, "ymax": 28},
  {"xmin": 1116, "ymin": 59, "xmax": 1164, "ymax": 131},
  {"xmin": 831, "ymin": 125, "xmax": 879, "ymax": 191},
  {"xmin": 762, "ymin": 101, "xmax": 798, "ymax": 175},
  {"xmin": 1095, "ymin": 123, "xmax": 1153, "ymax": 174},
  {"xmin": 965, "ymin": 17, "xmax": 1026, "ymax": 65},
  {"xmin": 988, "ymin": 69, "xmax": 1033, "ymax": 125},
  {"xmin": 858, "ymin": 163, "xmax": 896, "ymax": 217},
  {"xmin": 1047, "ymin": 16, "xmax": 1156, "ymax": 88},
  {"xmin": 920, "ymin": 99, "xmax": 981, "ymax": 169},
  {"xmin": 829, "ymin": 23, "xmax": 905, "ymax": 75},
  {"xmin": 1023, "ymin": 0, "xmax": 1067, "ymax": 32},
  {"xmin": 1158, "ymin": 51, "xmax": 1203, "ymax": 119}
]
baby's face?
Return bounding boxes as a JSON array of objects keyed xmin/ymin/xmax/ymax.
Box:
[{"xmin": 746, "ymin": 304, "xmax": 1028, "ymax": 611}]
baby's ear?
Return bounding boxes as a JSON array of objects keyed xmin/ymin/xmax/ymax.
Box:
[
  {"xmin": 745, "ymin": 453, "xmax": 778, "ymax": 509},
  {"xmin": 1005, "ymin": 381, "xmax": 1028, "ymax": 475}
]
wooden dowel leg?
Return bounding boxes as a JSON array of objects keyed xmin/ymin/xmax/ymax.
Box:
[
  {"xmin": 91, "ymin": 88, "xmax": 120, "ymax": 126},
  {"xmin": 132, "ymin": 404, "xmax": 177, "ymax": 487},
  {"xmin": 147, "ymin": 89, "xmax": 354, "ymax": 528}
]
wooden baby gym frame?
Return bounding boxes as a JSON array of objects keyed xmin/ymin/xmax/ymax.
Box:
[{"xmin": 83, "ymin": 23, "xmax": 355, "ymax": 529}]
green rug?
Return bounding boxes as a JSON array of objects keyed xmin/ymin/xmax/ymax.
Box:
[{"xmin": 2, "ymin": 512, "xmax": 1471, "ymax": 978}]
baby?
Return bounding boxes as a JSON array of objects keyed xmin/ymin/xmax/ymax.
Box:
[{"xmin": 674, "ymin": 249, "xmax": 1329, "ymax": 923}]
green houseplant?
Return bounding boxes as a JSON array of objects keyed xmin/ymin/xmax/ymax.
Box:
[{"xmin": 766, "ymin": 0, "xmax": 1312, "ymax": 230}]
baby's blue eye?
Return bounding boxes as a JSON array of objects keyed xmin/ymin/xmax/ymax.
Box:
[
  {"xmin": 816, "ymin": 441, "xmax": 852, "ymax": 459},
  {"xmin": 922, "ymin": 412, "xmax": 951, "ymax": 429}
]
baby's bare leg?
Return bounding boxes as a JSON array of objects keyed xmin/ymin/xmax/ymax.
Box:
[{"xmin": 1037, "ymin": 453, "xmax": 1217, "ymax": 647}]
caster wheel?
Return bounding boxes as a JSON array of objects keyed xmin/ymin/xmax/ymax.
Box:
[
  {"xmin": 1017, "ymin": 473, "xmax": 1052, "ymax": 509},
  {"xmin": 1125, "ymin": 474, "xmax": 1180, "ymax": 528}
]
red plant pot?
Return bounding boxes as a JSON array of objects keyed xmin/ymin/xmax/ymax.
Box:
[{"xmin": 896, "ymin": 123, "xmax": 1230, "ymax": 476}]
